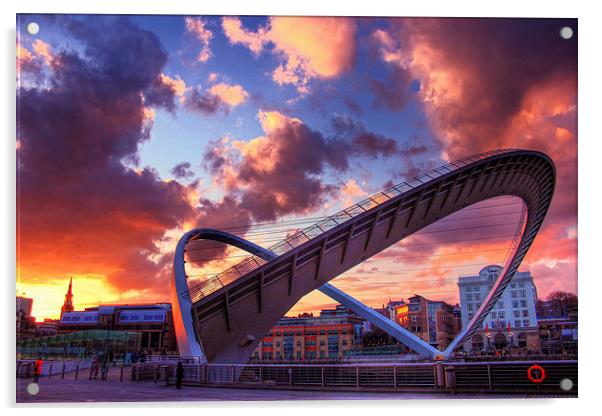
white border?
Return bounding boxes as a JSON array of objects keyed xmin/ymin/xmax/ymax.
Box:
[{"xmin": 2, "ymin": 0, "xmax": 600, "ymax": 414}]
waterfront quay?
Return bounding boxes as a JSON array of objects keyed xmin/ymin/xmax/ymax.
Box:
[{"xmin": 16, "ymin": 360, "xmax": 577, "ymax": 403}]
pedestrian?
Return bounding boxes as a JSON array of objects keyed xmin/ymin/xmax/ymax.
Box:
[
  {"xmin": 101, "ymin": 360, "xmax": 109, "ymax": 381},
  {"xmin": 89, "ymin": 354, "xmax": 97, "ymax": 379},
  {"xmin": 175, "ymin": 361, "xmax": 184, "ymax": 389},
  {"xmin": 33, "ymin": 357, "xmax": 43, "ymax": 383}
]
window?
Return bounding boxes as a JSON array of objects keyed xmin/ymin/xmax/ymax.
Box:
[
  {"xmin": 522, "ymin": 309, "xmax": 529, "ymax": 317},
  {"xmin": 468, "ymin": 304, "xmax": 474, "ymax": 311},
  {"xmin": 514, "ymin": 320, "xmax": 521, "ymax": 327},
  {"xmin": 320, "ymin": 340, "xmax": 325, "ymax": 346},
  {"xmin": 498, "ymin": 311, "xmax": 505, "ymax": 319},
  {"xmin": 511, "ymin": 291, "xmax": 517, "ymax": 299},
  {"xmin": 490, "ymin": 321, "xmax": 496, "ymax": 328},
  {"xmin": 511, "ymin": 283, "xmax": 516, "ymax": 289},
  {"xmin": 512, "ymin": 300, "xmax": 519, "ymax": 308},
  {"xmin": 474, "ymin": 293, "xmax": 480, "ymax": 301},
  {"xmin": 466, "ymin": 286, "xmax": 472, "ymax": 292},
  {"xmin": 468, "ymin": 313, "xmax": 474, "ymax": 320},
  {"xmin": 474, "ymin": 285, "xmax": 480, "ymax": 291},
  {"xmin": 497, "ymin": 301, "xmax": 504, "ymax": 309},
  {"xmin": 522, "ymin": 319, "xmax": 530, "ymax": 327},
  {"xmin": 513, "ymin": 310, "xmax": 520, "ymax": 318},
  {"xmin": 518, "ymin": 282, "xmax": 525, "ymax": 288},
  {"xmin": 466, "ymin": 294, "xmax": 473, "ymax": 301},
  {"xmin": 519, "ymin": 290, "xmax": 526, "ymax": 298},
  {"xmin": 490, "ymin": 311, "xmax": 497, "ymax": 319},
  {"xmin": 499, "ymin": 320, "xmax": 506, "ymax": 328},
  {"xmin": 520, "ymin": 300, "xmax": 527, "ymax": 308}
]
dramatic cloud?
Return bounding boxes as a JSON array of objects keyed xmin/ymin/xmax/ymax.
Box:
[
  {"xmin": 203, "ymin": 110, "xmax": 399, "ymax": 221},
  {"xmin": 222, "ymin": 16, "xmax": 357, "ymax": 93},
  {"xmin": 185, "ymin": 16, "xmax": 213, "ymax": 62},
  {"xmin": 370, "ymin": 18, "xmax": 577, "ymax": 299},
  {"xmin": 17, "ymin": 17, "xmax": 197, "ymax": 308}
]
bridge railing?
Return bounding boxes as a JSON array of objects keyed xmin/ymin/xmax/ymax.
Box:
[
  {"xmin": 155, "ymin": 360, "xmax": 576, "ymax": 394},
  {"xmin": 184, "ymin": 149, "xmax": 517, "ymax": 303}
]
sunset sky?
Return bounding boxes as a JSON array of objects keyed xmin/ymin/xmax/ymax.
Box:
[{"xmin": 16, "ymin": 15, "xmax": 577, "ymax": 321}]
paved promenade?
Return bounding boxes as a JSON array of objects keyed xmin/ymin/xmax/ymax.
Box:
[{"xmin": 16, "ymin": 368, "xmax": 575, "ymax": 403}]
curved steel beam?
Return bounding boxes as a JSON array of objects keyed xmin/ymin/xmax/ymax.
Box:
[
  {"xmin": 180, "ymin": 149, "xmax": 555, "ymax": 363},
  {"xmin": 171, "ymin": 228, "xmax": 277, "ymax": 360}
]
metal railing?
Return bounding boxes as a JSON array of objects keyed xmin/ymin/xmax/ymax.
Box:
[
  {"xmin": 184, "ymin": 149, "xmax": 517, "ymax": 303},
  {"xmin": 146, "ymin": 359, "xmax": 576, "ymax": 394}
]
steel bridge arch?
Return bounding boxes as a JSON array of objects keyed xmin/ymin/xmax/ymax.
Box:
[{"xmin": 172, "ymin": 149, "xmax": 555, "ymax": 363}]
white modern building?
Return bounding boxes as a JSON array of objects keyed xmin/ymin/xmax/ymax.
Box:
[{"xmin": 458, "ymin": 265, "xmax": 539, "ymax": 351}]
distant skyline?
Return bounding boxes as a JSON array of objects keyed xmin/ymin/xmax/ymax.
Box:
[{"xmin": 17, "ymin": 15, "xmax": 577, "ymax": 320}]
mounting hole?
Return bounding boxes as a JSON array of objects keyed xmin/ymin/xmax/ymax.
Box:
[
  {"xmin": 559, "ymin": 26, "xmax": 573, "ymax": 40},
  {"xmin": 26, "ymin": 22, "xmax": 40, "ymax": 35},
  {"xmin": 27, "ymin": 382, "xmax": 40, "ymax": 395},
  {"xmin": 559, "ymin": 378, "xmax": 573, "ymax": 391}
]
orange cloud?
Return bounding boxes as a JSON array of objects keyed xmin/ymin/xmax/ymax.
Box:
[
  {"xmin": 185, "ymin": 16, "xmax": 213, "ymax": 62},
  {"xmin": 208, "ymin": 82, "xmax": 249, "ymax": 107},
  {"xmin": 340, "ymin": 179, "xmax": 368, "ymax": 206},
  {"xmin": 32, "ymin": 39, "xmax": 53, "ymax": 65},
  {"xmin": 222, "ymin": 17, "xmax": 357, "ymax": 93},
  {"xmin": 221, "ymin": 16, "xmax": 268, "ymax": 55},
  {"xmin": 160, "ymin": 73, "xmax": 187, "ymax": 101}
]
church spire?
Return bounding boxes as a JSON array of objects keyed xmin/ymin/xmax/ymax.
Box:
[{"xmin": 61, "ymin": 277, "xmax": 74, "ymax": 315}]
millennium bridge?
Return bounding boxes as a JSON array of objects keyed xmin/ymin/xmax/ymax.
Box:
[{"xmin": 171, "ymin": 149, "xmax": 556, "ymax": 365}]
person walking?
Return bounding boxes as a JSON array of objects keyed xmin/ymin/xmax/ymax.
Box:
[
  {"xmin": 33, "ymin": 357, "xmax": 43, "ymax": 382},
  {"xmin": 101, "ymin": 359, "xmax": 109, "ymax": 381},
  {"xmin": 89, "ymin": 354, "xmax": 99, "ymax": 379},
  {"xmin": 175, "ymin": 361, "xmax": 184, "ymax": 389}
]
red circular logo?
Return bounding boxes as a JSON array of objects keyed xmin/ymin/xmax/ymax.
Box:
[{"xmin": 527, "ymin": 364, "xmax": 546, "ymax": 383}]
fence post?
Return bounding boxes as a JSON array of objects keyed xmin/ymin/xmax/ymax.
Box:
[
  {"xmin": 62, "ymin": 362, "xmax": 66, "ymax": 379},
  {"xmin": 48, "ymin": 364, "xmax": 53, "ymax": 379},
  {"xmin": 321, "ymin": 366, "xmax": 325, "ymax": 388},
  {"xmin": 487, "ymin": 364, "xmax": 492, "ymax": 391},
  {"xmin": 259, "ymin": 366, "xmax": 263, "ymax": 384},
  {"xmin": 393, "ymin": 365, "xmax": 397, "ymax": 389},
  {"xmin": 289, "ymin": 366, "xmax": 293, "ymax": 386},
  {"xmin": 231, "ymin": 365, "xmax": 236, "ymax": 384},
  {"xmin": 75, "ymin": 363, "xmax": 79, "ymax": 379},
  {"xmin": 120, "ymin": 365, "xmax": 124, "ymax": 382}
]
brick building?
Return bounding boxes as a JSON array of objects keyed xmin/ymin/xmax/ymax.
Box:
[{"xmin": 252, "ymin": 306, "xmax": 364, "ymax": 361}]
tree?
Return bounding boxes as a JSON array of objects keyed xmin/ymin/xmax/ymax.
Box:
[{"xmin": 536, "ymin": 291, "xmax": 577, "ymax": 318}]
